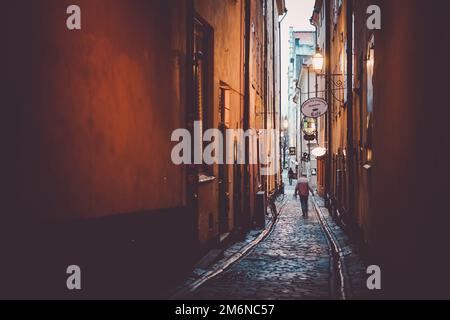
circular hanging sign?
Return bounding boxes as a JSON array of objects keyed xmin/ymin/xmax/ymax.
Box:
[
  {"xmin": 301, "ymin": 98, "xmax": 328, "ymax": 118},
  {"xmin": 311, "ymin": 147, "xmax": 327, "ymax": 158}
]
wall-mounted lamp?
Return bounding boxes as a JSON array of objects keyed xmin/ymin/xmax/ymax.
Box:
[{"xmin": 312, "ymin": 47, "xmax": 324, "ymax": 74}]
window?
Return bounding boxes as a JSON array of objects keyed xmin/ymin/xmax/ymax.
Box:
[
  {"xmin": 338, "ymin": 48, "xmax": 346, "ymax": 104},
  {"xmin": 366, "ymin": 37, "xmax": 375, "ymax": 114},
  {"xmin": 295, "ymin": 55, "xmax": 301, "ymax": 77},
  {"xmin": 219, "ymin": 87, "xmax": 231, "ymax": 128},
  {"xmin": 321, "ymin": 3, "xmax": 324, "ymax": 21},
  {"xmin": 365, "ymin": 36, "xmax": 375, "ymax": 164},
  {"xmin": 333, "ymin": 0, "xmax": 343, "ymax": 25},
  {"xmin": 333, "ymin": 0, "xmax": 339, "ymax": 25},
  {"xmin": 352, "ymin": 14, "xmax": 356, "ymax": 90},
  {"xmin": 194, "ymin": 16, "xmax": 214, "ymax": 173}
]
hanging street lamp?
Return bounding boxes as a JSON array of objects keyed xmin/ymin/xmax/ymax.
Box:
[{"xmin": 312, "ymin": 47, "xmax": 324, "ymax": 74}]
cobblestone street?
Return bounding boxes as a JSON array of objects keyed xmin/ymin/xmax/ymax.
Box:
[
  {"xmin": 187, "ymin": 182, "xmax": 334, "ymax": 300},
  {"xmin": 179, "ymin": 175, "xmax": 374, "ymax": 300}
]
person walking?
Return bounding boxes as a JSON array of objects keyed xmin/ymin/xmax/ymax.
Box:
[
  {"xmin": 288, "ymin": 168, "xmax": 294, "ymax": 186},
  {"xmin": 295, "ymin": 173, "xmax": 310, "ymax": 217}
]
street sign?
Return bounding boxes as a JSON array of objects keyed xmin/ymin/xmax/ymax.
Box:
[
  {"xmin": 289, "ymin": 147, "xmax": 296, "ymax": 156},
  {"xmin": 302, "ymin": 153, "xmax": 310, "ymax": 163},
  {"xmin": 301, "ymin": 97, "xmax": 328, "ymax": 118}
]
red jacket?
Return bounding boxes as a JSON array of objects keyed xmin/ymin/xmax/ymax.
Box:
[{"xmin": 296, "ymin": 178, "xmax": 310, "ymax": 197}]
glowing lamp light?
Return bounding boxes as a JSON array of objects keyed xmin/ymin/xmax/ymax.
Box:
[
  {"xmin": 312, "ymin": 51, "xmax": 324, "ymax": 74},
  {"xmin": 367, "ymin": 149, "xmax": 373, "ymax": 162}
]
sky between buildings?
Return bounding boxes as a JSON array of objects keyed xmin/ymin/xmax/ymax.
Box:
[{"xmin": 281, "ymin": 0, "xmax": 315, "ymax": 117}]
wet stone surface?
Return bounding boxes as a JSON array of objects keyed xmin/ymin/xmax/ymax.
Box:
[
  {"xmin": 187, "ymin": 184, "xmax": 333, "ymax": 300},
  {"xmin": 314, "ymin": 198, "xmax": 372, "ymax": 299}
]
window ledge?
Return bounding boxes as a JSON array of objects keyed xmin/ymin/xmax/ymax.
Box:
[{"xmin": 199, "ymin": 174, "xmax": 216, "ymax": 184}]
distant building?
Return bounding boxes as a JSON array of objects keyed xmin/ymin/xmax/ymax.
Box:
[
  {"xmin": 294, "ymin": 54, "xmax": 324, "ymax": 191},
  {"xmin": 287, "ymin": 28, "xmax": 316, "ymax": 171}
]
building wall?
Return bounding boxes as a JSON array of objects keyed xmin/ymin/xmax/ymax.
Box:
[
  {"xmin": 194, "ymin": 0, "xmax": 245, "ymax": 245},
  {"xmin": 313, "ymin": 0, "xmax": 328, "ymax": 197},
  {"xmin": 370, "ymin": 0, "xmax": 450, "ymax": 298},
  {"xmin": 329, "ymin": 0, "xmax": 350, "ymax": 219},
  {"xmin": 313, "ymin": 0, "xmax": 450, "ymax": 298},
  {"xmin": 1, "ymin": 0, "xmax": 193, "ymax": 298},
  {"xmin": 2, "ymin": 0, "xmax": 188, "ymax": 222},
  {"xmin": 266, "ymin": 0, "xmax": 276, "ymax": 191},
  {"xmin": 353, "ymin": 0, "xmax": 376, "ymax": 247},
  {"xmin": 0, "ymin": 0, "xmax": 286, "ymax": 299},
  {"xmin": 265, "ymin": 0, "xmax": 284, "ymax": 195}
]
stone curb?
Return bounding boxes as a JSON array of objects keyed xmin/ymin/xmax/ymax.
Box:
[
  {"xmin": 170, "ymin": 195, "xmax": 289, "ymax": 299},
  {"xmin": 311, "ymin": 195, "xmax": 353, "ymax": 300}
]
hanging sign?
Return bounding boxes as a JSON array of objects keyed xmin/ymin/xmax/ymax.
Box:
[
  {"xmin": 301, "ymin": 98, "xmax": 328, "ymax": 118},
  {"xmin": 311, "ymin": 147, "xmax": 327, "ymax": 158}
]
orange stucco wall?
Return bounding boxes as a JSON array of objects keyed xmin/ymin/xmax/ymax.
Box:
[{"xmin": 2, "ymin": 0, "xmax": 187, "ymax": 221}]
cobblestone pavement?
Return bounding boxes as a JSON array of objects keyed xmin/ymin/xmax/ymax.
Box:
[
  {"xmin": 312, "ymin": 196, "xmax": 372, "ymax": 299},
  {"xmin": 188, "ymin": 182, "xmax": 334, "ymax": 300}
]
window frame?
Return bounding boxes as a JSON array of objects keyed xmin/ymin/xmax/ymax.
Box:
[{"xmin": 193, "ymin": 14, "xmax": 215, "ymax": 175}]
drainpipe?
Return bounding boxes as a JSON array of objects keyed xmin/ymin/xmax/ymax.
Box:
[
  {"xmin": 243, "ymin": 0, "xmax": 251, "ymax": 228},
  {"xmin": 263, "ymin": 0, "xmax": 269, "ymax": 195},
  {"xmin": 272, "ymin": 0, "xmax": 277, "ymax": 189},
  {"xmin": 278, "ymin": 7, "xmax": 288, "ymax": 188},
  {"xmin": 346, "ymin": 0, "xmax": 355, "ymax": 223},
  {"xmin": 185, "ymin": 0, "xmax": 199, "ymax": 252},
  {"xmin": 325, "ymin": 0, "xmax": 332, "ymax": 208}
]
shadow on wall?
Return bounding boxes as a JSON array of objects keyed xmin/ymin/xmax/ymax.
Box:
[{"xmin": 0, "ymin": 207, "xmax": 196, "ymax": 299}]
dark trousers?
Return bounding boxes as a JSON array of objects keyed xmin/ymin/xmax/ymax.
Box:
[{"xmin": 300, "ymin": 196, "xmax": 309, "ymax": 216}]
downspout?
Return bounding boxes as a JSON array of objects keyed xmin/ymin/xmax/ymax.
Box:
[
  {"xmin": 325, "ymin": 0, "xmax": 333, "ymax": 208},
  {"xmin": 263, "ymin": 0, "xmax": 268, "ymax": 194},
  {"xmin": 278, "ymin": 7, "xmax": 287, "ymax": 187},
  {"xmin": 185, "ymin": 0, "xmax": 199, "ymax": 250},
  {"xmin": 346, "ymin": 0, "xmax": 355, "ymax": 222},
  {"xmin": 244, "ymin": 0, "xmax": 251, "ymax": 228},
  {"xmin": 308, "ymin": 67, "xmax": 310, "ymax": 99},
  {"xmin": 264, "ymin": 0, "xmax": 269, "ymax": 132},
  {"xmin": 272, "ymin": 0, "xmax": 277, "ymax": 189}
]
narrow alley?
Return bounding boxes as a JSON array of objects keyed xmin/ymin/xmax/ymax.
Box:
[
  {"xmin": 1, "ymin": 0, "xmax": 450, "ymax": 301},
  {"xmin": 179, "ymin": 176, "xmax": 370, "ymax": 300}
]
